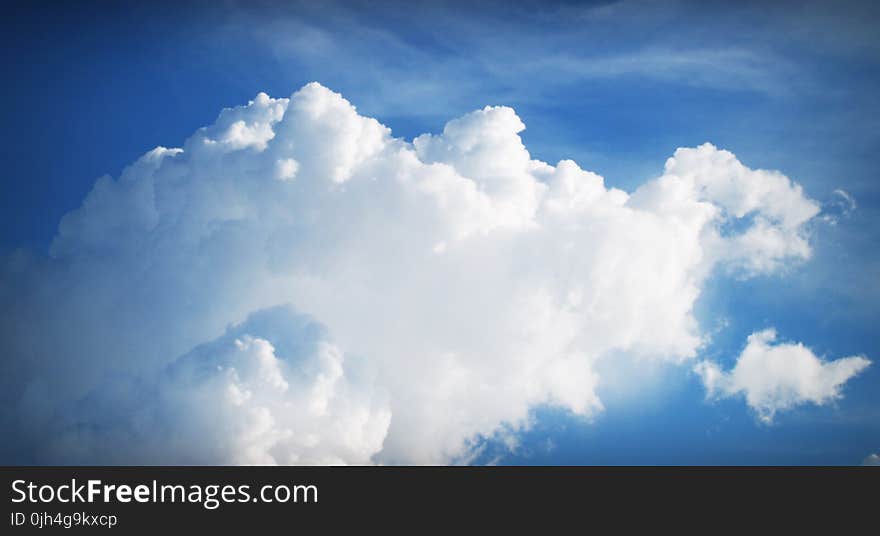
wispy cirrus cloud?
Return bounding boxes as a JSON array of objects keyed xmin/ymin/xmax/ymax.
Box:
[{"xmin": 203, "ymin": 0, "xmax": 827, "ymax": 122}]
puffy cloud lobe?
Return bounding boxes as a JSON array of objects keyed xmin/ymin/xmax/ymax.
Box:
[
  {"xmin": 629, "ymin": 144, "xmax": 820, "ymax": 276},
  {"xmin": 695, "ymin": 329, "xmax": 870, "ymax": 423},
  {"xmin": 40, "ymin": 306, "xmax": 390, "ymax": 465},
  {"xmin": 863, "ymin": 453, "xmax": 880, "ymax": 466},
  {"xmin": 146, "ymin": 330, "xmax": 390, "ymax": 465},
  {"xmin": 0, "ymin": 82, "xmax": 844, "ymax": 464}
]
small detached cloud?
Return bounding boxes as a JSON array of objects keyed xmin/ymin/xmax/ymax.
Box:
[
  {"xmin": 863, "ymin": 453, "xmax": 880, "ymax": 466},
  {"xmin": 821, "ymin": 188, "xmax": 858, "ymax": 225},
  {"xmin": 695, "ymin": 329, "xmax": 870, "ymax": 423}
]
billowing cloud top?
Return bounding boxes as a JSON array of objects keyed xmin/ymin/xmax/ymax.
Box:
[{"xmin": 0, "ymin": 83, "xmax": 867, "ymax": 464}]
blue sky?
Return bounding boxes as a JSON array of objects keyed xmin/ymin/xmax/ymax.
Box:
[{"xmin": 2, "ymin": 0, "xmax": 879, "ymax": 465}]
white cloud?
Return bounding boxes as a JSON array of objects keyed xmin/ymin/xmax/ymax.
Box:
[
  {"xmin": 821, "ymin": 188, "xmax": 858, "ymax": 225},
  {"xmin": 863, "ymin": 453, "xmax": 880, "ymax": 466},
  {"xmin": 0, "ymin": 83, "xmax": 848, "ymax": 464},
  {"xmin": 695, "ymin": 329, "xmax": 870, "ymax": 423},
  {"xmin": 275, "ymin": 158, "xmax": 299, "ymax": 181},
  {"xmin": 43, "ymin": 306, "xmax": 390, "ymax": 465},
  {"xmin": 833, "ymin": 189, "xmax": 857, "ymax": 212},
  {"xmin": 541, "ymin": 47, "xmax": 796, "ymax": 95}
]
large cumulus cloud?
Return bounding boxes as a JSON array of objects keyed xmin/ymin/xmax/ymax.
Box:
[{"xmin": 1, "ymin": 83, "xmax": 866, "ymax": 464}]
